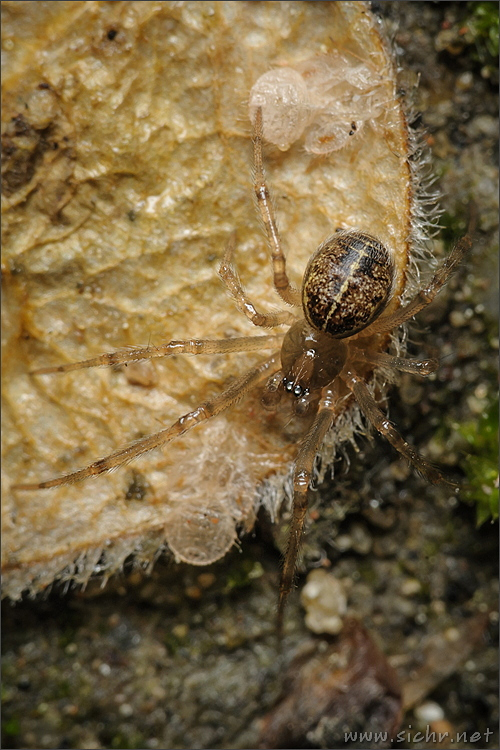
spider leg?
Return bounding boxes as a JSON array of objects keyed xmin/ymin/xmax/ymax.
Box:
[
  {"xmin": 219, "ymin": 234, "xmax": 297, "ymax": 328},
  {"xmin": 366, "ymin": 234, "xmax": 471, "ymax": 334},
  {"xmin": 13, "ymin": 353, "xmax": 280, "ymax": 491},
  {"xmin": 342, "ymin": 368, "xmax": 456, "ymax": 486},
  {"xmin": 278, "ymin": 386, "xmax": 338, "ymax": 631},
  {"xmin": 30, "ymin": 335, "xmax": 282, "ymax": 375},
  {"xmin": 252, "ymin": 107, "xmax": 302, "ymax": 308},
  {"xmin": 350, "ymin": 349, "xmax": 439, "ymax": 376}
]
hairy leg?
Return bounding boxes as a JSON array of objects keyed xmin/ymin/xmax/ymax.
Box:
[
  {"xmin": 13, "ymin": 354, "xmax": 280, "ymax": 491},
  {"xmin": 29, "ymin": 335, "xmax": 282, "ymax": 375},
  {"xmin": 219, "ymin": 234, "xmax": 296, "ymax": 328},
  {"xmin": 366, "ymin": 234, "xmax": 471, "ymax": 334},
  {"xmin": 350, "ymin": 349, "xmax": 439, "ymax": 376},
  {"xmin": 342, "ymin": 367, "xmax": 456, "ymax": 486},
  {"xmin": 252, "ymin": 107, "xmax": 302, "ymax": 308},
  {"xmin": 278, "ymin": 386, "xmax": 338, "ymax": 632}
]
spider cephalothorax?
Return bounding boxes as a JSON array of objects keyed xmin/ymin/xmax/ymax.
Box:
[{"xmin": 13, "ymin": 107, "xmax": 471, "ymax": 629}]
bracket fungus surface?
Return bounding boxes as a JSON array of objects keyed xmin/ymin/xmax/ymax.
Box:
[{"xmin": 2, "ymin": 1, "xmax": 433, "ymax": 598}]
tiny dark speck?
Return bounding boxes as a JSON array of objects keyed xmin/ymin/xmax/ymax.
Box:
[
  {"xmin": 38, "ymin": 82, "xmax": 50, "ymax": 90},
  {"xmin": 17, "ymin": 676, "xmax": 31, "ymax": 691},
  {"xmin": 10, "ymin": 261, "xmax": 25, "ymax": 276},
  {"xmin": 127, "ymin": 209, "xmax": 137, "ymax": 222},
  {"xmin": 107, "ymin": 28, "xmax": 118, "ymax": 41},
  {"xmin": 125, "ymin": 472, "xmax": 148, "ymax": 501}
]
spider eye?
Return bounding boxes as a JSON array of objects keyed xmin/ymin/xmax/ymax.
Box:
[{"xmin": 284, "ymin": 379, "xmax": 309, "ymax": 400}]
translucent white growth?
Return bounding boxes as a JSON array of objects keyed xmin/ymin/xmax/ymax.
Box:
[
  {"xmin": 248, "ymin": 68, "xmax": 313, "ymax": 151},
  {"xmin": 249, "ymin": 52, "xmax": 389, "ymax": 154}
]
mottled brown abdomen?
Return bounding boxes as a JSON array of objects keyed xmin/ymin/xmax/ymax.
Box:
[{"xmin": 302, "ymin": 230, "xmax": 395, "ymax": 338}]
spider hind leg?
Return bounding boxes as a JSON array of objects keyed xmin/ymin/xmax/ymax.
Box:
[
  {"xmin": 278, "ymin": 386, "xmax": 338, "ymax": 632},
  {"xmin": 343, "ymin": 368, "xmax": 457, "ymax": 487}
]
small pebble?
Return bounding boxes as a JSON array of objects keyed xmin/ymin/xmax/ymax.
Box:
[
  {"xmin": 119, "ymin": 703, "xmax": 134, "ymax": 717},
  {"xmin": 465, "ymin": 114, "xmax": 498, "ymax": 139},
  {"xmin": 185, "ymin": 585, "xmax": 202, "ymax": 600},
  {"xmin": 455, "ymin": 71, "xmax": 473, "ymax": 91},
  {"xmin": 301, "ymin": 569, "xmax": 347, "ymax": 635},
  {"xmin": 444, "ymin": 626, "xmax": 460, "ymax": 643},
  {"xmin": 415, "ymin": 700, "xmax": 445, "ymax": 723},
  {"xmin": 197, "ymin": 573, "xmax": 216, "ymax": 588},
  {"xmin": 335, "ymin": 534, "xmax": 352, "ymax": 552},
  {"xmin": 449, "ymin": 310, "xmax": 467, "ymax": 327},
  {"xmin": 349, "ymin": 523, "xmax": 372, "ymax": 555},
  {"xmin": 390, "ymin": 458, "xmax": 412, "ymax": 480},
  {"xmin": 172, "ymin": 624, "xmax": 188, "ymax": 639},
  {"xmin": 401, "ymin": 578, "xmax": 422, "ymax": 597},
  {"xmin": 63, "ymin": 704, "xmax": 79, "ymax": 717},
  {"xmin": 467, "ymin": 395, "xmax": 488, "ymax": 415},
  {"xmin": 430, "ymin": 599, "xmax": 446, "ymax": 616}
]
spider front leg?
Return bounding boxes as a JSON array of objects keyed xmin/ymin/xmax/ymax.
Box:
[
  {"xmin": 278, "ymin": 386, "xmax": 339, "ymax": 631},
  {"xmin": 29, "ymin": 334, "xmax": 282, "ymax": 375},
  {"xmin": 252, "ymin": 107, "xmax": 302, "ymax": 308},
  {"xmin": 219, "ymin": 234, "xmax": 296, "ymax": 328},
  {"xmin": 13, "ymin": 354, "xmax": 280, "ymax": 491}
]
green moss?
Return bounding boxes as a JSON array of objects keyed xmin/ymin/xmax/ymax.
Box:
[
  {"xmin": 439, "ymin": 210, "xmax": 470, "ymax": 246},
  {"xmin": 2, "ymin": 716, "xmax": 21, "ymax": 737},
  {"xmin": 223, "ymin": 557, "xmax": 264, "ymax": 592},
  {"xmin": 111, "ymin": 732, "xmax": 145, "ymax": 749},
  {"xmin": 466, "ymin": 2, "xmax": 499, "ymax": 62},
  {"xmin": 355, "ymin": 559, "xmax": 379, "ymax": 586},
  {"xmin": 163, "ymin": 630, "xmax": 187, "ymax": 656},
  {"xmin": 454, "ymin": 2, "xmax": 500, "ymax": 83},
  {"xmin": 421, "ymin": 540, "xmax": 439, "ymax": 560},
  {"xmin": 458, "ymin": 400, "xmax": 499, "ymax": 526},
  {"xmin": 438, "ymin": 3, "xmax": 498, "ymax": 82},
  {"xmin": 58, "ymin": 626, "xmax": 78, "ymax": 648},
  {"xmin": 49, "ymin": 679, "xmax": 72, "ymax": 700}
]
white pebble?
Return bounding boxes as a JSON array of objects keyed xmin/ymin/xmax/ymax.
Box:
[
  {"xmin": 300, "ymin": 569, "xmax": 347, "ymax": 635},
  {"xmin": 415, "ymin": 700, "xmax": 445, "ymax": 723},
  {"xmin": 401, "ymin": 578, "xmax": 422, "ymax": 596}
]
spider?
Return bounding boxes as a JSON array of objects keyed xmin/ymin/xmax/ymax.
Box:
[{"xmin": 13, "ymin": 107, "xmax": 471, "ymax": 629}]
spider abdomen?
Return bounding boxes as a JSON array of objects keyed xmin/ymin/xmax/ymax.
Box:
[{"xmin": 302, "ymin": 230, "xmax": 395, "ymax": 338}]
